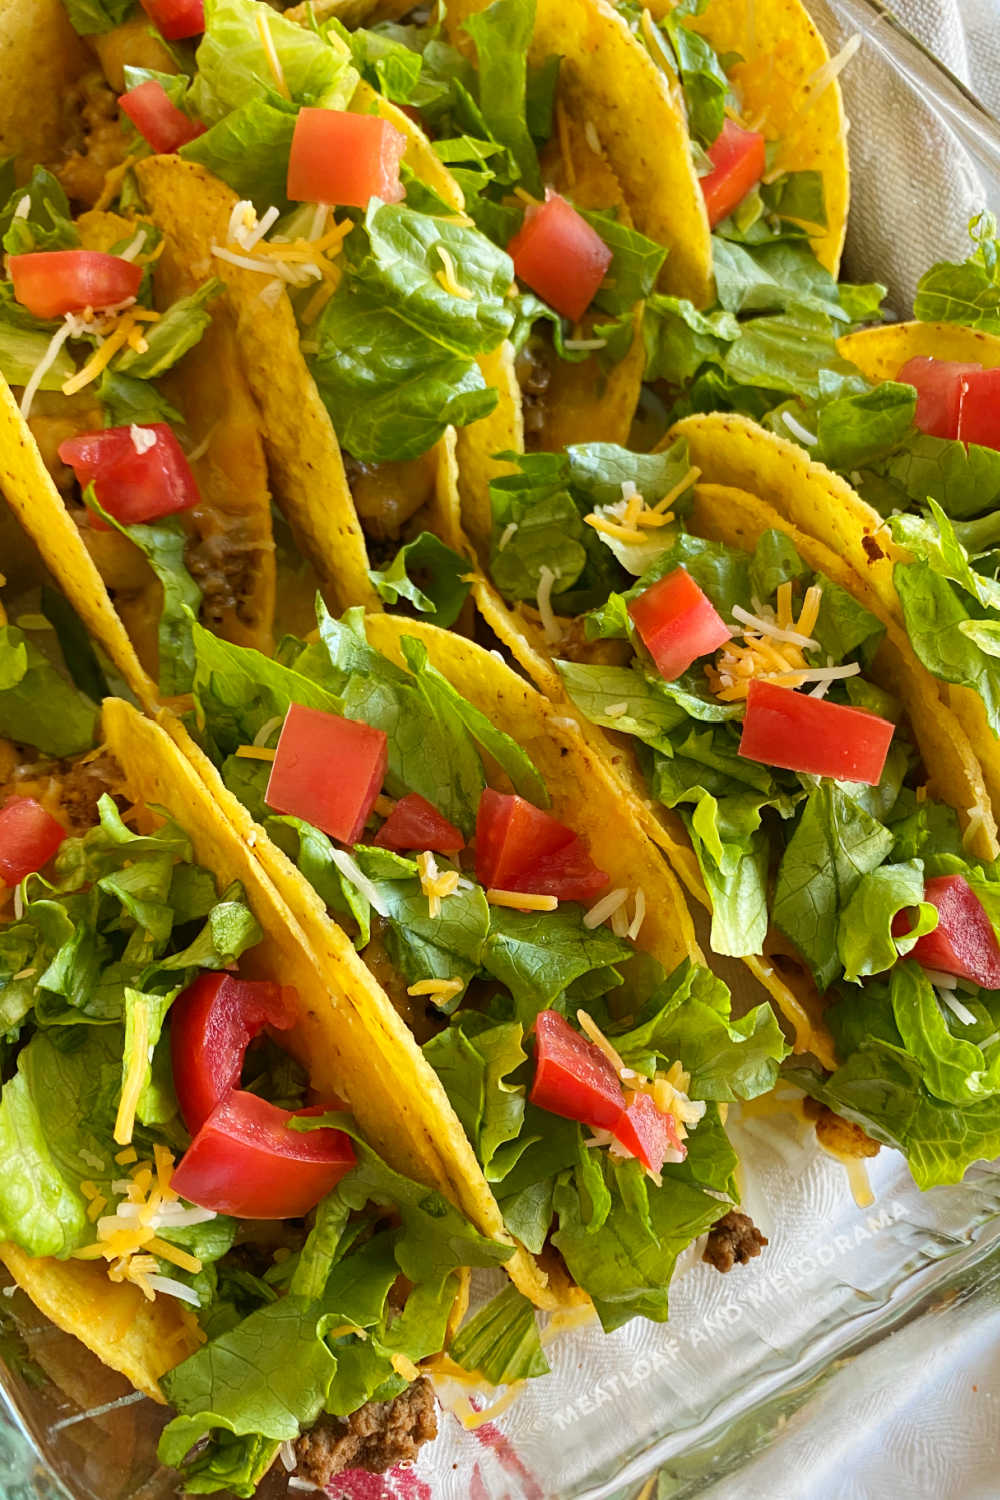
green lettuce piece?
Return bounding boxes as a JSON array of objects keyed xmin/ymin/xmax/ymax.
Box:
[
  {"xmin": 0, "ymin": 1027, "xmax": 122, "ymax": 1257},
  {"xmin": 60, "ymin": 0, "xmax": 136, "ymax": 33},
  {"xmin": 656, "ymin": 4, "xmax": 729, "ymax": 148},
  {"xmin": 192, "ymin": 618, "xmax": 344, "ymax": 753},
  {"xmin": 557, "ymin": 660, "xmax": 688, "ymax": 750},
  {"xmin": 816, "ymin": 380, "xmax": 916, "ymax": 471},
  {"xmin": 397, "ymin": 634, "xmax": 547, "ymax": 806},
  {"xmin": 643, "ymin": 294, "xmax": 741, "ymax": 385},
  {"xmin": 787, "ymin": 1039, "xmax": 1000, "ymax": 1189},
  {"xmin": 190, "ymin": 0, "xmax": 359, "ymax": 122},
  {"xmin": 309, "ymin": 282, "xmax": 498, "ymax": 463},
  {"xmin": 579, "ymin": 208, "xmax": 667, "ymax": 318},
  {"xmin": 913, "ymin": 212, "xmax": 1000, "ymax": 334},
  {"xmin": 96, "ymin": 368, "xmax": 182, "ymax": 427},
  {"xmin": 0, "ymin": 167, "xmax": 77, "ymax": 254},
  {"xmin": 181, "ymin": 98, "xmax": 299, "ymax": 208},
  {"xmin": 0, "ymin": 302, "xmax": 76, "ymax": 389},
  {"xmin": 837, "ymin": 860, "xmax": 937, "ymax": 982},
  {"xmin": 894, "ymin": 559, "xmax": 1000, "ymax": 737},
  {"xmin": 481, "ymin": 907, "xmax": 633, "ymax": 1023},
  {"xmin": 462, "ymin": 0, "xmax": 542, "ymax": 196},
  {"xmin": 423, "ymin": 1015, "xmax": 527, "ymax": 1177},
  {"xmin": 116, "ymin": 279, "xmax": 222, "ymax": 380},
  {"xmin": 870, "ymin": 433, "xmax": 1000, "ymax": 521},
  {"xmin": 450, "ymin": 1283, "xmax": 549, "ymax": 1383},
  {"xmin": 0, "ymin": 624, "xmax": 98, "ymax": 756},
  {"xmin": 84, "ymin": 497, "xmax": 201, "ymax": 697},
  {"xmin": 890, "ymin": 961, "xmax": 1000, "ymax": 1106},
  {"xmin": 773, "ymin": 781, "xmax": 894, "ymax": 992},
  {"xmin": 367, "ymin": 532, "xmax": 471, "ymax": 627}
]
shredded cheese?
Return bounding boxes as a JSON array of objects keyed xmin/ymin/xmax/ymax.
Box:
[
  {"xmin": 627, "ymin": 886, "xmax": 646, "ymax": 941},
  {"xmin": 234, "ymin": 744, "xmax": 277, "ymax": 761},
  {"xmin": 19, "ymin": 322, "xmax": 73, "ymax": 420},
  {"xmin": 406, "ymin": 977, "xmax": 464, "ymax": 1004},
  {"xmin": 434, "ymin": 243, "xmax": 472, "ymax": 300},
  {"xmin": 603, "ymin": 701, "xmax": 629, "ymax": 719},
  {"xmin": 584, "ymin": 119, "xmax": 602, "ymax": 156},
  {"xmin": 497, "ymin": 521, "xmax": 518, "ymax": 551},
  {"xmin": 390, "ymin": 1352, "xmax": 422, "ymax": 1383},
  {"xmin": 213, "ymin": 202, "xmax": 351, "ymax": 291},
  {"xmin": 417, "ymin": 851, "xmax": 460, "ymax": 917},
  {"xmin": 583, "ymin": 887, "xmax": 629, "ymax": 930},
  {"xmin": 329, "ymin": 848, "xmax": 390, "ymax": 917},
  {"xmin": 373, "ymin": 794, "xmax": 397, "ymax": 818},
  {"xmin": 536, "ymin": 565, "xmax": 561, "ymax": 644},
  {"xmin": 781, "ymin": 410, "xmax": 818, "ymax": 447},
  {"xmin": 486, "ymin": 888, "xmax": 558, "ymax": 911},
  {"xmin": 114, "ymin": 1002, "xmax": 149, "ymax": 1146},
  {"xmin": 256, "ymin": 10, "xmax": 291, "ymax": 98},
  {"xmin": 454, "ymin": 1385, "xmax": 524, "ymax": 1430},
  {"xmin": 706, "ymin": 584, "xmax": 860, "ymax": 701}
]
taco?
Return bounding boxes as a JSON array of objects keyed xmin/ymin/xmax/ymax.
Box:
[
  {"xmin": 0, "ymin": 592, "xmax": 526, "ymax": 1496},
  {"xmin": 0, "ymin": 164, "xmax": 277, "ymax": 698},
  {"xmin": 139, "ymin": 596, "xmax": 786, "ymax": 1325},
  {"xmin": 673, "ymin": 407, "xmax": 1000, "ymax": 835}
]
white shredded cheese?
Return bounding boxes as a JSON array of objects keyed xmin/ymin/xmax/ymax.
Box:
[
  {"xmin": 939, "ymin": 990, "xmax": 977, "ymax": 1027},
  {"xmin": 536, "ymin": 565, "xmax": 561, "ymax": 643},
  {"xmin": 13, "ymin": 194, "xmax": 31, "ymax": 220},
  {"xmin": 780, "ymin": 410, "xmax": 818, "ymax": 447},
  {"xmin": 19, "ymin": 320, "xmax": 73, "ymax": 420},
  {"xmin": 583, "ymin": 887, "xmax": 629, "ymax": 930},
  {"xmin": 562, "ymin": 337, "xmax": 607, "ymax": 351},
  {"xmin": 12, "ymin": 887, "xmax": 24, "ymax": 921},
  {"xmin": 802, "ymin": 32, "xmax": 862, "ymax": 102},
  {"xmin": 118, "ymin": 229, "xmax": 148, "ymax": 263},
  {"xmin": 279, "ymin": 1442, "xmax": 297, "ymax": 1472},
  {"xmin": 603, "ymin": 701, "xmax": 629, "ymax": 718},
  {"xmin": 129, "ymin": 424, "xmax": 157, "ymax": 455},
  {"xmin": 253, "ymin": 715, "xmax": 283, "ymax": 747},
  {"xmin": 730, "ymin": 604, "xmax": 818, "ymax": 650},
  {"xmin": 584, "ymin": 119, "xmax": 601, "ymax": 155},
  {"xmin": 147, "ymin": 1274, "xmax": 200, "ymax": 1306},
  {"xmin": 497, "ymin": 521, "xmax": 518, "ymax": 551},
  {"xmin": 328, "ymin": 849, "xmax": 390, "ymax": 917},
  {"xmin": 627, "ymin": 887, "xmax": 646, "ymax": 941}
]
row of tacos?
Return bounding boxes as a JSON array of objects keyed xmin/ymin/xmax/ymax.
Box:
[{"xmin": 2, "ymin": 0, "xmax": 1000, "ymax": 1492}]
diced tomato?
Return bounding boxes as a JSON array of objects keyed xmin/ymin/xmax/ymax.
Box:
[
  {"xmin": 957, "ymin": 368, "xmax": 1000, "ymax": 452},
  {"xmin": 474, "ymin": 788, "xmax": 608, "ymax": 902},
  {"xmin": 373, "ymin": 792, "xmax": 464, "ymax": 854},
  {"xmin": 0, "ymin": 797, "xmax": 66, "ymax": 885},
  {"xmin": 170, "ymin": 972, "xmax": 297, "ymax": 1135},
  {"xmin": 287, "ymin": 109, "xmax": 406, "ymax": 208},
  {"xmin": 8, "ymin": 251, "xmax": 142, "ymax": 320},
  {"xmin": 171, "ymin": 1094, "xmax": 355, "ymax": 1219},
  {"xmin": 896, "ymin": 356, "xmax": 980, "ymax": 441},
  {"xmin": 120, "ymin": 80, "xmax": 205, "ymax": 154},
  {"xmin": 739, "ymin": 680, "xmax": 895, "ymax": 785},
  {"xmin": 611, "ymin": 1092, "xmax": 684, "ymax": 1174},
  {"xmin": 507, "ymin": 192, "xmax": 612, "ymax": 324},
  {"xmin": 700, "ymin": 119, "xmax": 766, "ymax": 228},
  {"xmin": 265, "ymin": 703, "xmax": 388, "ymax": 845},
  {"xmin": 139, "ymin": 0, "xmax": 204, "ymax": 40},
  {"xmin": 893, "ymin": 874, "xmax": 1000, "ymax": 989},
  {"xmin": 58, "ymin": 424, "xmax": 201, "ymax": 528},
  {"xmin": 529, "ymin": 1010, "xmax": 625, "ymax": 1130},
  {"xmin": 628, "ymin": 567, "xmax": 731, "ymax": 682}
]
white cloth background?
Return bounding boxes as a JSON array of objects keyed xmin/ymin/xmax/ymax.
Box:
[{"xmin": 807, "ymin": 0, "xmax": 1000, "ymax": 310}]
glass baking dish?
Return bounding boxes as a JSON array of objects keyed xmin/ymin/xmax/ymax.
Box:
[{"xmin": 2, "ymin": 2, "xmax": 1000, "ymax": 1497}]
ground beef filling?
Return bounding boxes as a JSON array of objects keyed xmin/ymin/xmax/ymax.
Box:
[
  {"xmin": 343, "ymin": 452, "xmax": 437, "ymax": 543},
  {"xmin": 53, "ymin": 72, "xmax": 130, "ymax": 210},
  {"xmin": 703, "ymin": 1210, "xmax": 768, "ymax": 1274},
  {"xmin": 515, "ymin": 338, "xmax": 553, "ymax": 446},
  {"xmin": 293, "ymin": 1377, "xmax": 438, "ymax": 1484},
  {"xmin": 1, "ymin": 752, "xmax": 119, "ymax": 836}
]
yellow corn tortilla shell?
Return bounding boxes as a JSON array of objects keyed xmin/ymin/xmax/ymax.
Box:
[
  {"xmin": 0, "ymin": 0, "xmax": 91, "ymax": 182},
  {"xmin": 0, "ymin": 1246, "xmax": 203, "ymax": 1403},
  {"xmin": 91, "ymin": 11, "xmax": 178, "ymax": 92},
  {"xmin": 0, "ymin": 377, "xmax": 156, "ymax": 708},
  {"xmin": 838, "ymin": 320, "xmax": 1000, "ymax": 381},
  {"xmin": 646, "ymin": 0, "xmax": 850, "ymax": 275},
  {"xmin": 457, "ymin": 345, "xmax": 524, "ymax": 562},
  {"xmin": 151, "ymin": 705, "xmax": 549, "ymax": 1307},
  {"xmin": 673, "ymin": 411, "xmax": 1000, "ymax": 833},
  {"xmin": 445, "ymin": 0, "xmax": 711, "ymax": 304},
  {"xmin": 133, "ymin": 155, "xmax": 378, "ymax": 615}
]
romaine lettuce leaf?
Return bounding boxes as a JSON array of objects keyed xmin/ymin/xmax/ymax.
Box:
[
  {"xmin": 190, "ymin": 0, "xmax": 358, "ymax": 123},
  {"xmin": 450, "ymin": 1283, "xmax": 549, "ymax": 1382},
  {"xmin": 0, "ymin": 624, "xmax": 98, "ymax": 757},
  {"xmin": 367, "ymin": 531, "xmax": 471, "ymax": 626},
  {"xmin": 913, "ymin": 212, "xmax": 1000, "ymax": 334}
]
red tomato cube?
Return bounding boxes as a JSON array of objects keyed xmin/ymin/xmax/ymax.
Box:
[
  {"xmin": 287, "ymin": 109, "xmax": 407, "ymax": 208},
  {"xmin": 120, "ymin": 80, "xmax": 205, "ymax": 154},
  {"xmin": 897, "ymin": 356, "xmax": 981, "ymax": 441},
  {"xmin": 9, "ymin": 251, "xmax": 142, "ymax": 320},
  {"xmin": 265, "ymin": 703, "xmax": 388, "ymax": 844},
  {"xmin": 58, "ymin": 424, "xmax": 201, "ymax": 527},
  {"xmin": 529, "ymin": 1010, "xmax": 625, "ymax": 1131},
  {"xmin": 373, "ymin": 792, "xmax": 464, "ymax": 854},
  {"xmin": 474, "ymin": 788, "xmax": 608, "ymax": 902},
  {"xmin": 139, "ymin": 0, "xmax": 205, "ymax": 41},
  {"xmin": 507, "ymin": 192, "xmax": 612, "ymax": 323},
  {"xmin": 611, "ymin": 1092, "xmax": 684, "ymax": 1173},
  {"xmin": 170, "ymin": 1094, "xmax": 356, "ymax": 1219},
  {"xmin": 170, "ymin": 972, "xmax": 297, "ymax": 1135},
  {"xmin": 0, "ymin": 797, "xmax": 66, "ymax": 885},
  {"xmin": 894, "ymin": 874, "xmax": 1000, "ymax": 989},
  {"xmin": 700, "ymin": 119, "xmax": 766, "ymax": 228},
  {"xmin": 738, "ymin": 680, "xmax": 895, "ymax": 785},
  {"xmin": 957, "ymin": 368, "xmax": 1000, "ymax": 452},
  {"xmin": 628, "ymin": 567, "xmax": 731, "ymax": 681}
]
